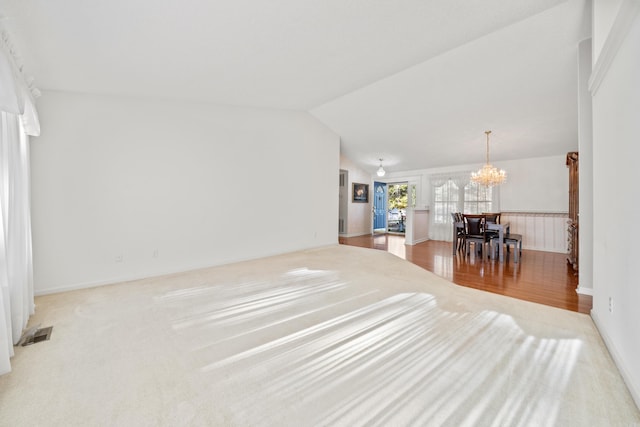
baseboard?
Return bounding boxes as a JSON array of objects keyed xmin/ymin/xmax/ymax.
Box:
[
  {"xmin": 34, "ymin": 272, "xmax": 170, "ymax": 296},
  {"xmin": 591, "ymin": 310, "xmax": 640, "ymax": 410},
  {"xmin": 576, "ymin": 286, "xmax": 594, "ymax": 296},
  {"xmin": 34, "ymin": 258, "xmax": 245, "ymax": 296},
  {"xmin": 340, "ymin": 232, "xmax": 374, "ymax": 238},
  {"xmin": 34, "ymin": 243, "xmax": 338, "ymax": 296},
  {"xmin": 406, "ymin": 237, "xmax": 429, "ymax": 246},
  {"xmin": 522, "ymin": 246, "xmax": 566, "ymax": 254}
]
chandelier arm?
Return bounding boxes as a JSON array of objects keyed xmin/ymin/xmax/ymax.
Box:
[
  {"xmin": 486, "ymin": 138, "xmax": 489, "ymax": 164},
  {"xmin": 486, "ymin": 131, "xmax": 491, "ymax": 165}
]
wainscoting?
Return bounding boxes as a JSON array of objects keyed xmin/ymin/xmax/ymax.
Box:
[
  {"xmin": 500, "ymin": 211, "xmax": 568, "ymax": 253},
  {"xmin": 405, "ymin": 207, "xmax": 429, "ymax": 245}
]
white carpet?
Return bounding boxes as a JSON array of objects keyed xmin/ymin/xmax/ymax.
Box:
[{"xmin": 1, "ymin": 245, "xmax": 639, "ymax": 426}]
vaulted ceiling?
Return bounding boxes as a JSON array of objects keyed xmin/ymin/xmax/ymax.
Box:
[{"xmin": 2, "ymin": 0, "xmax": 590, "ymax": 174}]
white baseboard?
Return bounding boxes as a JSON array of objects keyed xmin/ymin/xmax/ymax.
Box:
[
  {"xmin": 406, "ymin": 237, "xmax": 429, "ymax": 246},
  {"xmin": 34, "ymin": 243, "xmax": 338, "ymax": 296},
  {"xmin": 576, "ymin": 286, "xmax": 594, "ymax": 296},
  {"xmin": 340, "ymin": 232, "xmax": 374, "ymax": 238},
  {"xmin": 591, "ymin": 310, "xmax": 640, "ymax": 410},
  {"xmin": 34, "ymin": 260, "xmax": 234, "ymax": 296}
]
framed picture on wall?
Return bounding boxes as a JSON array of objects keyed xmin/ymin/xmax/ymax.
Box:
[{"xmin": 352, "ymin": 183, "xmax": 369, "ymax": 203}]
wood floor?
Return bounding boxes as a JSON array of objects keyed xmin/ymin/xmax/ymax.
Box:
[{"xmin": 339, "ymin": 234, "xmax": 592, "ymax": 314}]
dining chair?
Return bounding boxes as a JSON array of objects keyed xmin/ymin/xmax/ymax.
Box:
[
  {"xmin": 482, "ymin": 212, "xmax": 501, "ymax": 224},
  {"xmin": 490, "ymin": 233, "xmax": 523, "ymax": 263},
  {"xmin": 482, "ymin": 212, "xmax": 501, "ymax": 244},
  {"xmin": 451, "ymin": 212, "xmax": 465, "ymax": 253},
  {"xmin": 463, "ymin": 214, "xmax": 490, "ymax": 258},
  {"xmin": 504, "ymin": 233, "xmax": 523, "ymax": 263}
]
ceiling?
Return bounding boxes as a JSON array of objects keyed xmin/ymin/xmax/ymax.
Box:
[{"xmin": 2, "ymin": 0, "xmax": 590, "ymax": 174}]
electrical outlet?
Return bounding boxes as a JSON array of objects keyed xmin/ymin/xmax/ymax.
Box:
[
  {"xmin": 115, "ymin": 255, "xmax": 123, "ymax": 263},
  {"xmin": 152, "ymin": 249, "xmax": 159, "ymax": 258},
  {"xmin": 609, "ymin": 297, "xmax": 613, "ymax": 313}
]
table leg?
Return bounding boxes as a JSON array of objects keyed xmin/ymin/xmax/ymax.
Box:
[
  {"xmin": 452, "ymin": 223, "xmax": 456, "ymax": 255},
  {"xmin": 498, "ymin": 226, "xmax": 504, "ymax": 262}
]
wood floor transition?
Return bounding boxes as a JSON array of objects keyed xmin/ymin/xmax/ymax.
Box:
[{"xmin": 339, "ymin": 234, "xmax": 592, "ymax": 314}]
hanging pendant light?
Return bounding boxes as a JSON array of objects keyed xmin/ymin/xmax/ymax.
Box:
[
  {"xmin": 376, "ymin": 159, "xmax": 386, "ymax": 177},
  {"xmin": 470, "ymin": 131, "xmax": 506, "ymax": 187}
]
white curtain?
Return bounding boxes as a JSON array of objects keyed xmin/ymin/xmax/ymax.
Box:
[
  {"xmin": 0, "ymin": 44, "xmax": 39, "ymax": 375},
  {"xmin": 428, "ymin": 171, "xmax": 502, "ymax": 242},
  {"xmin": 428, "ymin": 171, "xmax": 471, "ymax": 241}
]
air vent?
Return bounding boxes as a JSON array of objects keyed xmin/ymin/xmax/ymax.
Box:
[{"xmin": 18, "ymin": 326, "xmax": 53, "ymax": 346}]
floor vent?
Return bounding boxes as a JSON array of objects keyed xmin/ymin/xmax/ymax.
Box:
[{"xmin": 18, "ymin": 326, "xmax": 53, "ymax": 346}]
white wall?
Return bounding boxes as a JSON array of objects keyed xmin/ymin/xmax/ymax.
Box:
[
  {"xmin": 31, "ymin": 91, "xmax": 340, "ymax": 294},
  {"xmin": 578, "ymin": 37, "xmax": 594, "ymax": 294},
  {"xmin": 497, "ymin": 155, "xmax": 569, "ymax": 213},
  {"xmin": 590, "ymin": 1, "xmax": 640, "ymax": 408},
  {"xmin": 386, "ymin": 155, "xmax": 569, "ymax": 214},
  {"xmin": 381, "ymin": 155, "xmax": 571, "ymax": 252}
]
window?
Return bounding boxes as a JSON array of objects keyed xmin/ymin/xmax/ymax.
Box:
[
  {"xmin": 433, "ymin": 180, "xmax": 460, "ymax": 224},
  {"xmin": 410, "ymin": 184, "xmax": 417, "ymax": 208},
  {"xmin": 431, "ymin": 174, "xmax": 498, "ymax": 224},
  {"xmin": 464, "ymin": 183, "xmax": 494, "ymax": 215}
]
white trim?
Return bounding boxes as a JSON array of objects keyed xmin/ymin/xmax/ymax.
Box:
[
  {"xmin": 340, "ymin": 231, "xmax": 375, "ymax": 238},
  {"xmin": 591, "ymin": 310, "xmax": 640, "ymax": 410},
  {"xmin": 34, "ymin": 244, "xmax": 338, "ymax": 296},
  {"xmin": 576, "ymin": 286, "xmax": 594, "ymax": 296},
  {"xmin": 500, "ymin": 211, "xmax": 568, "ymax": 216},
  {"xmin": 589, "ymin": 0, "xmax": 640, "ymax": 96},
  {"xmin": 408, "ymin": 237, "xmax": 429, "ymax": 245},
  {"xmin": 34, "ymin": 261, "xmax": 239, "ymax": 296}
]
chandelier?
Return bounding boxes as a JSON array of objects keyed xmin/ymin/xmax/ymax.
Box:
[{"xmin": 470, "ymin": 130, "xmax": 506, "ymax": 187}]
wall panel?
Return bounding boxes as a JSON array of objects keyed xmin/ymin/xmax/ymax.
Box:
[{"xmin": 501, "ymin": 212, "xmax": 568, "ymax": 253}]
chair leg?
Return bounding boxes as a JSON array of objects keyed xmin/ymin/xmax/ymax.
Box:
[
  {"xmin": 504, "ymin": 239, "xmax": 522, "ymax": 263},
  {"xmin": 468, "ymin": 241, "xmax": 479, "ymax": 257}
]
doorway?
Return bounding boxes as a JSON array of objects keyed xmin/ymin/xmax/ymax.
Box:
[
  {"xmin": 373, "ymin": 181, "xmax": 386, "ymax": 232},
  {"xmin": 338, "ymin": 170, "xmax": 348, "ymax": 234},
  {"xmin": 387, "ymin": 183, "xmax": 408, "ymax": 234}
]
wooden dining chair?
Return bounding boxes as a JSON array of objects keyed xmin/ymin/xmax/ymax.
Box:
[
  {"xmin": 504, "ymin": 233, "xmax": 523, "ymax": 263},
  {"xmin": 490, "ymin": 233, "xmax": 523, "ymax": 263},
  {"xmin": 482, "ymin": 212, "xmax": 501, "ymax": 245},
  {"xmin": 482, "ymin": 212, "xmax": 501, "ymax": 224},
  {"xmin": 451, "ymin": 212, "xmax": 465, "ymax": 253},
  {"xmin": 463, "ymin": 214, "xmax": 490, "ymax": 258}
]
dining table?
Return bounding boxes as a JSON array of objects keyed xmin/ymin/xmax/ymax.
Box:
[{"xmin": 452, "ymin": 220, "xmax": 511, "ymax": 263}]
